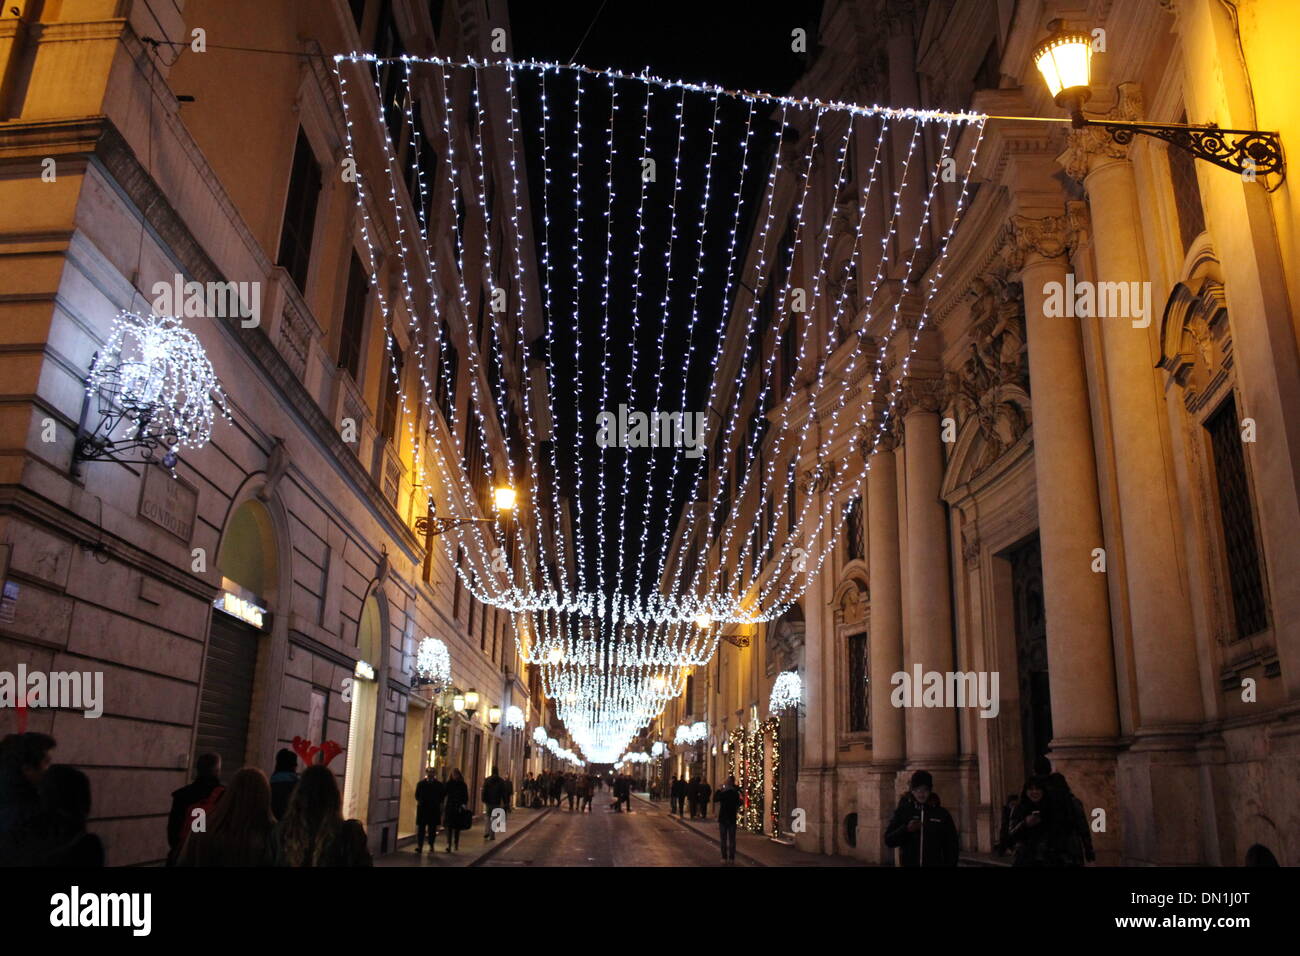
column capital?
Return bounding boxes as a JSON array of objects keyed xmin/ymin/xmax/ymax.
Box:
[
  {"xmin": 996, "ymin": 212, "xmax": 1075, "ymax": 273},
  {"xmin": 896, "ymin": 374, "xmax": 946, "ymax": 419},
  {"xmin": 1058, "ymin": 82, "xmax": 1145, "ymax": 183}
]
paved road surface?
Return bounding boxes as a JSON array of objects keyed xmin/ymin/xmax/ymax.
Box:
[{"xmin": 477, "ymin": 802, "xmax": 750, "ymax": 867}]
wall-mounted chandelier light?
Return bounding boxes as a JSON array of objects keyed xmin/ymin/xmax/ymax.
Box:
[
  {"xmin": 768, "ymin": 670, "xmax": 802, "ymax": 714},
  {"xmin": 72, "ymin": 311, "xmax": 229, "ymax": 477},
  {"xmin": 415, "ymin": 636, "xmax": 452, "ymax": 690}
]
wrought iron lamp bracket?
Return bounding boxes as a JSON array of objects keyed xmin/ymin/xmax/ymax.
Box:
[{"xmin": 1084, "ymin": 117, "xmax": 1284, "ymax": 179}]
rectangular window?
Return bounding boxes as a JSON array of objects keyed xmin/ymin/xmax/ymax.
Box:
[
  {"xmin": 277, "ymin": 129, "xmax": 322, "ymax": 293},
  {"xmin": 848, "ymin": 631, "xmax": 869, "ymax": 733},
  {"xmin": 380, "ymin": 343, "xmax": 405, "ymax": 442},
  {"xmin": 1169, "ymin": 111, "xmax": 1207, "ymax": 253},
  {"xmin": 1206, "ymin": 394, "xmax": 1268, "ymax": 638},
  {"xmin": 348, "ymin": 0, "xmax": 366, "ymax": 30},
  {"xmin": 436, "ymin": 323, "xmax": 458, "ymax": 425},
  {"xmin": 452, "ymin": 547, "xmax": 464, "ymax": 619},
  {"xmin": 844, "ymin": 496, "xmax": 864, "ymax": 562},
  {"xmin": 337, "ymin": 252, "xmax": 369, "ymax": 381}
]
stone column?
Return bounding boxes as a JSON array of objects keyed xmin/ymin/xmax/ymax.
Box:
[
  {"xmin": 1060, "ymin": 86, "xmax": 1204, "ymax": 863},
  {"xmin": 899, "ymin": 370, "xmax": 959, "ymax": 784},
  {"xmin": 1001, "ymin": 211, "xmax": 1121, "ymax": 862},
  {"xmin": 794, "ymin": 475, "xmax": 832, "ymax": 854},
  {"xmin": 863, "ymin": 421, "xmax": 905, "ymax": 862}
]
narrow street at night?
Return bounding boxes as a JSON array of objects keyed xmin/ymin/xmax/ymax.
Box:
[
  {"xmin": 1, "ymin": 0, "xmax": 1296, "ymax": 941},
  {"xmin": 476, "ymin": 804, "xmax": 748, "ymax": 868}
]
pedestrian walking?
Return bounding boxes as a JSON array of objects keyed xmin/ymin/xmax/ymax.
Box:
[
  {"xmin": 179, "ymin": 767, "xmax": 277, "ymax": 866},
  {"xmin": 564, "ymin": 772, "xmax": 577, "ymax": 811},
  {"xmin": 166, "ymin": 752, "xmax": 223, "ymax": 866},
  {"xmin": 1007, "ymin": 776, "xmax": 1057, "ymax": 866},
  {"xmin": 414, "ymin": 767, "xmax": 445, "ymax": 853},
  {"xmin": 698, "ymin": 778, "xmax": 711, "ymax": 818},
  {"xmin": 444, "ymin": 767, "xmax": 470, "ymax": 852},
  {"xmin": 4, "ymin": 762, "xmax": 104, "ymax": 867},
  {"xmin": 883, "ymin": 770, "xmax": 959, "ymax": 867},
  {"xmin": 275, "ymin": 764, "xmax": 372, "ymax": 866},
  {"xmin": 714, "ymin": 775, "xmax": 741, "ymax": 863},
  {"xmin": 482, "ymin": 766, "xmax": 507, "ymax": 839},
  {"xmin": 670, "ymin": 776, "xmax": 687, "ymax": 817},
  {"xmin": 269, "ymin": 748, "xmax": 299, "ymax": 822}
]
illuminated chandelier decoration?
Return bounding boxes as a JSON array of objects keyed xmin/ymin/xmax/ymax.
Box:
[
  {"xmin": 75, "ymin": 310, "xmax": 229, "ymax": 473},
  {"xmin": 415, "ymin": 637, "xmax": 452, "ymax": 690},
  {"xmin": 334, "ymin": 54, "xmax": 985, "ymax": 765},
  {"xmin": 768, "ymin": 670, "xmax": 802, "ymax": 714},
  {"xmin": 504, "ymin": 705, "xmax": 525, "ymax": 730}
]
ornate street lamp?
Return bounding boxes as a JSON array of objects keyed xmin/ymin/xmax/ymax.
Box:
[
  {"xmin": 1033, "ymin": 19, "xmax": 1283, "ymax": 177},
  {"xmin": 488, "ymin": 705, "xmax": 502, "ymax": 730},
  {"xmin": 463, "ymin": 688, "xmax": 480, "ymax": 718},
  {"xmin": 415, "ymin": 484, "xmax": 518, "ymax": 539},
  {"xmin": 452, "ymin": 691, "xmax": 466, "ymax": 715}
]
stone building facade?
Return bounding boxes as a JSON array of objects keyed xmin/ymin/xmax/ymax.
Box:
[
  {"xmin": 664, "ymin": 0, "xmax": 1300, "ymax": 866},
  {"xmin": 0, "ymin": 0, "xmax": 551, "ymax": 864}
]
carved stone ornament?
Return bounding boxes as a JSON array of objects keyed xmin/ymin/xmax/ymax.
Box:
[
  {"xmin": 799, "ymin": 461, "xmax": 835, "ymax": 494},
  {"xmin": 996, "ymin": 213, "xmax": 1076, "ymax": 274},
  {"xmin": 1158, "ymin": 277, "xmax": 1232, "ymax": 414},
  {"xmin": 1059, "ymin": 82, "xmax": 1146, "ymax": 183},
  {"xmin": 942, "ymin": 272, "xmax": 1031, "ymax": 475},
  {"xmin": 961, "ymin": 523, "xmax": 981, "ymax": 570}
]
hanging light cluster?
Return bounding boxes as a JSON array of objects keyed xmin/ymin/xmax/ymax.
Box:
[
  {"xmin": 334, "ymin": 54, "xmax": 984, "ymax": 767},
  {"xmin": 415, "ymin": 637, "xmax": 452, "ymax": 690},
  {"xmin": 84, "ymin": 310, "xmax": 230, "ymax": 463}
]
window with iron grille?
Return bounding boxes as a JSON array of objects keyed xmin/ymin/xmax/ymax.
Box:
[
  {"xmin": 847, "ymin": 631, "xmax": 869, "ymax": 732},
  {"xmin": 1169, "ymin": 112, "xmax": 1207, "ymax": 253},
  {"xmin": 1206, "ymin": 394, "xmax": 1268, "ymax": 638},
  {"xmin": 277, "ymin": 129, "xmax": 321, "ymax": 294},
  {"xmin": 844, "ymin": 495, "xmax": 864, "ymax": 562},
  {"xmin": 337, "ymin": 252, "xmax": 369, "ymax": 382}
]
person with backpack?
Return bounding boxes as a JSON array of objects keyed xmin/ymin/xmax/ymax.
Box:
[
  {"xmin": 178, "ymin": 767, "xmax": 277, "ymax": 866},
  {"xmin": 268, "ymin": 748, "xmax": 299, "ymax": 822},
  {"xmin": 443, "ymin": 767, "xmax": 470, "ymax": 852},
  {"xmin": 883, "ymin": 770, "xmax": 959, "ymax": 867},
  {"xmin": 274, "ymin": 765, "xmax": 371, "ymax": 866},
  {"xmin": 166, "ymin": 752, "xmax": 223, "ymax": 866},
  {"xmin": 414, "ymin": 767, "xmax": 445, "ymax": 853}
]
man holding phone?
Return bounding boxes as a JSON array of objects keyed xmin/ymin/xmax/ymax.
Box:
[{"xmin": 884, "ymin": 770, "xmax": 960, "ymax": 866}]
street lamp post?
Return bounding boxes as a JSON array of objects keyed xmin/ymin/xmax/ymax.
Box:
[{"xmin": 1032, "ymin": 20, "xmax": 1283, "ymax": 178}]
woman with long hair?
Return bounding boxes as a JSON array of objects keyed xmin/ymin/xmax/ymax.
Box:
[
  {"xmin": 177, "ymin": 767, "xmax": 276, "ymax": 867},
  {"xmin": 275, "ymin": 764, "xmax": 372, "ymax": 867},
  {"xmin": 443, "ymin": 767, "xmax": 469, "ymax": 853}
]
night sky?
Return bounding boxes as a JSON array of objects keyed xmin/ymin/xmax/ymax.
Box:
[{"xmin": 504, "ymin": 1, "xmax": 824, "ymax": 603}]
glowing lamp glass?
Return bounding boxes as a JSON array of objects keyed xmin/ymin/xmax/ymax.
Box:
[
  {"xmin": 1033, "ymin": 31, "xmax": 1093, "ymax": 104},
  {"xmin": 493, "ymin": 486, "xmax": 517, "ymax": 512}
]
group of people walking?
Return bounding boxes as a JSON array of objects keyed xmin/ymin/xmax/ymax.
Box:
[
  {"xmin": 522, "ymin": 770, "xmax": 602, "ymax": 812},
  {"xmin": 413, "ymin": 765, "xmax": 509, "ymax": 853},
  {"xmin": 667, "ymin": 776, "xmax": 713, "ymax": 819}
]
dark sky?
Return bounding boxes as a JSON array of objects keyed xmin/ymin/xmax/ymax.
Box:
[{"xmin": 504, "ymin": 1, "xmax": 825, "ymax": 605}]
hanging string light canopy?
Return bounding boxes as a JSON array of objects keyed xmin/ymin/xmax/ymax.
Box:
[{"xmin": 333, "ymin": 54, "xmax": 986, "ymax": 763}]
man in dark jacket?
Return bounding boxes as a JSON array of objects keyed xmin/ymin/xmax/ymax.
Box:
[
  {"xmin": 884, "ymin": 770, "xmax": 959, "ymax": 867},
  {"xmin": 714, "ymin": 775, "xmax": 742, "ymax": 863},
  {"xmin": 414, "ymin": 767, "xmax": 445, "ymax": 853},
  {"xmin": 482, "ymin": 767, "xmax": 507, "ymax": 840},
  {"xmin": 269, "ymin": 748, "xmax": 299, "ymax": 821},
  {"xmin": 0, "ymin": 732, "xmax": 57, "ymax": 865},
  {"xmin": 670, "ymin": 776, "xmax": 687, "ymax": 816},
  {"xmin": 166, "ymin": 752, "xmax": 222, "ymax": 866}
]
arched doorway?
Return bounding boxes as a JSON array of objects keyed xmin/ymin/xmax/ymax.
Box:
[
  {"xmin": 198, "ymin": 499, "xmax": 277, "ymax": 779},
  {"xmin": 343, "ymin": 592, "xmax": 382, "ymax": 823}
]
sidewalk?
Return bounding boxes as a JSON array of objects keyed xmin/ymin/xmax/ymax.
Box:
[
  {"xmin": 636, "ymin": 795, "xmax": 871, "ymax": 867},
  {"xmin": 376, "ymin": 805, "xmax": 554, "ymax": 867}
]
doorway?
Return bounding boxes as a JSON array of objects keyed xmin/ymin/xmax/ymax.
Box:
[{"xmin": 1009, "ymin": 533, "xmax": 1051, "ymax": 780}]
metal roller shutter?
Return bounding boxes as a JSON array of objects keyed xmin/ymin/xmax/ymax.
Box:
[{"xmin": 195, "ymin": 613, "xmax": 258, "ymax": 776}]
